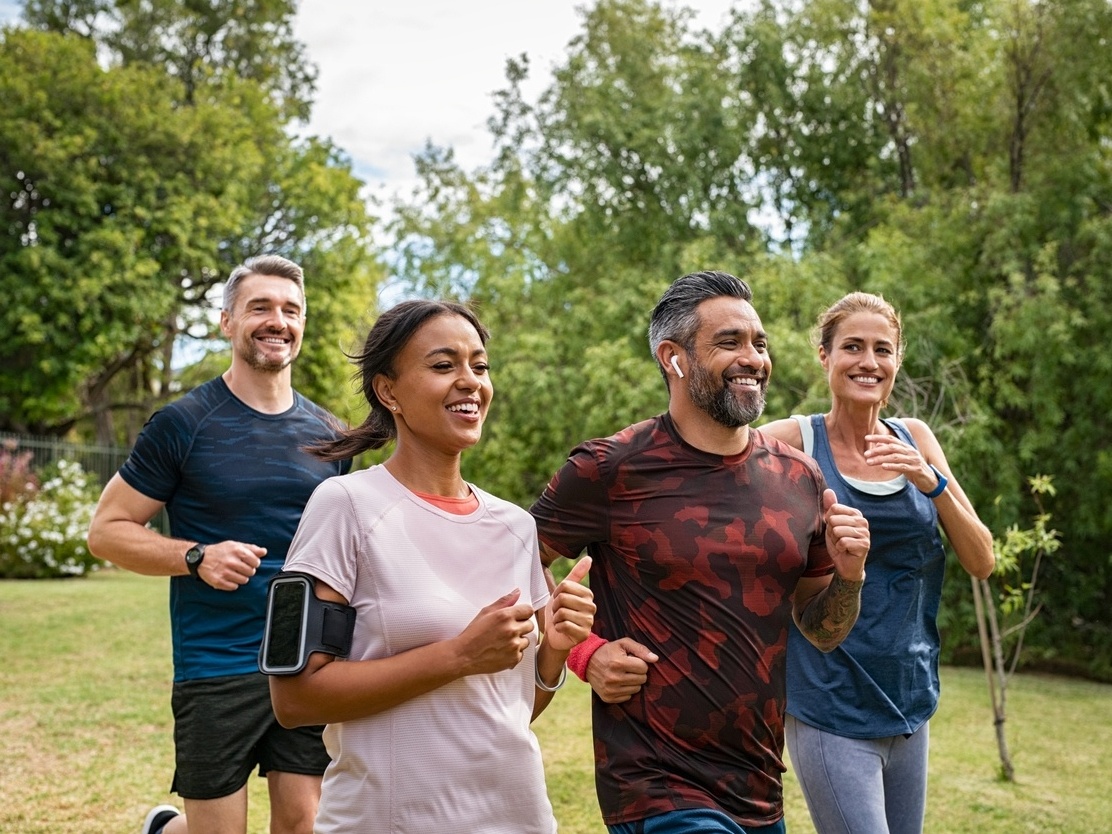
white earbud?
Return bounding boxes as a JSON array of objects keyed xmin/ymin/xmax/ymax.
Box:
[{"xmin": 670, "ymin": 356, "xmax": 684, "ymax": 378}]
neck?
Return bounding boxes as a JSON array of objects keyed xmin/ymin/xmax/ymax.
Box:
[
  {"xmin": 385, "ymin": 441, "xmax": 469, "ymax": 498},
  {"xmin": 824, "ymin": 400, "xmax": 884, "ymax": 453},
  {"xmin": 222, "ymin": 364, "xmax": 294, "ymax": 414},
  {"xmin": 668, "ymin": 398, "xmax": 751, "ymax": 457}
]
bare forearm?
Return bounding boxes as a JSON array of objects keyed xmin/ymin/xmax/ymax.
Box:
[
  {"xmin": 934, "ymin": 490, "xmax": 995, "ymax": 580},
  {"xmin": 87, "ymin": 474, "xmax": 185, "ymax": 576},
  {"xmin": 272, "ymin": 640, "xmax": 468, "ymax": 727},
  {"xmin": 532, "ymin": 639, "xmax": 570, "ymax": 719},
  {"xmin": 796, "ymin": 573, "xmax": 864, "ymax": 652},
  {"xmin": 87, "ymin": 517, "xmax": 189, "ymax": 576}
]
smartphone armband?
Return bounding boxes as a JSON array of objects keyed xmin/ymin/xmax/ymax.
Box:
[{"xmin": 259, "ymin": 571, "xmax": 356, "ymax": 676}]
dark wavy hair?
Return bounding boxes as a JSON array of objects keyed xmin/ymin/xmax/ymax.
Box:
[{"xmin": 310, "ymin": 300, "xmax": 490, "ymax": 461}]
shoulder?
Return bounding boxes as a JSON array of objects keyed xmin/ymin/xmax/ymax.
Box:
[
  {"xmin": 304, "ymin": 467, "xmax": 398, "ymax": 520},
  {"xmin": 473, "ymin": 484, "xmax": 527, "ymax": 516},
  {"xmin": 292, "ymin": 392, "xmax": 345, "ymax": 430},
  {"xmin": 889, "ymin": 416, "xmax": 939, "ymax": 451},
  {"xmin": 751, "ymin": 430, "xmax": 826, "ymax": 488},
  {"xmin": 756, "ymin": 417, "xmax": 805, "ymax": 450},
  {"xmin": 157, "ymin": 377, "xmax": 228, "ymax": 423},
  {"xmin": 565, "ymin": 415, "xmax": 666, "ymax": 472},
  {"xmin": 134, "ymin": 378, "xmax": 227, "ymax": 445},
  {"xmin": 473, "ymin": 486, "xmax": 537, "ymax": 538}
]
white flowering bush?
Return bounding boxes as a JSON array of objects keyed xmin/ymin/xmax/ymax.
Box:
[{"xmin": 0, "ymin": 458, "xmax": 103, "ymax": 579}]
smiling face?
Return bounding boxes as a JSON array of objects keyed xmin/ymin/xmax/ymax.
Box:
[
  {"xmin": 682, "ymin": 296, "xmax": 772, "ymax": 428},
  {"xmin": 378, "ymin": 313, "xmax": 492, "ymax": 456},
  {"xmin": 819, "ymin": 310, "xmax": 901, "ymax": 406},
  {"xmin": 220, "ymin": 273, "xmax": 305, "ymax": 373}
]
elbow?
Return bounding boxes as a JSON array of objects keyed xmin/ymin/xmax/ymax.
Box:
[
  {"xmin": 969, "ymin": 532, "xmax": 997, "ymax": 581},
  {"xmin": 972, "ymin": 553, "xmax": 996, "ymax": 581},
  {"xmin": 268, "ymin": 680, "xmax": 314, "ymax": 729},
  {"xmin": 85, "ymin": 522, "xmax": 108, "ymax": 561},
  {"xmin": 271, "ymin": 703, "xmax": 302, "ymax": 730}
]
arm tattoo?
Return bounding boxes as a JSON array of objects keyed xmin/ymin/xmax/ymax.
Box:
[{"xmin": 797, "ymin": 573, "xmax": 864, "ymax": 652}]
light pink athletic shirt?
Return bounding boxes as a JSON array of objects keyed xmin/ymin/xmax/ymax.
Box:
[{"xmin": 283, "ymin": 465, "xmax": 555, "ymax": 834}]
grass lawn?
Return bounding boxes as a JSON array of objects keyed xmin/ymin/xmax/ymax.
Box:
[{"xmin": 2, "ymin": 569, "xmax": 1109, "ymax": 833}]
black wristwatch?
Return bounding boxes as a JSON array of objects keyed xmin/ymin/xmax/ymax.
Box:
[{"xmin": 185, "ymin": 543, "xmax": 207, "ymax": 581}]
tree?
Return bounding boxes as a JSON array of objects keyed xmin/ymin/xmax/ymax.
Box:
[
  {"xmin": 3, "ymin": 1, "xmax": 379, "ymax": 442},
  {"xmin": 383, "ymin": 0, "xmax": 1112, "ymax": 677},
  {"xmin": 973, "ymin": 475, "xmax": 1061, "ymax": 779}
]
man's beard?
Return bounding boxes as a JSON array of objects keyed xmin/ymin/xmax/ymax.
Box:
[
  {"xmin": 239, "ymin": 331, "xmax": 297, "ymax": 372},
  {"xmin": 687, "ymin": 358, "xmax": 767, "ymax": 428}
]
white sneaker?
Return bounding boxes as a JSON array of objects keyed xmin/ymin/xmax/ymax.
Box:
[{"xmin": 141, "ymin": 804, "xmax": 181, "ymax": 834}]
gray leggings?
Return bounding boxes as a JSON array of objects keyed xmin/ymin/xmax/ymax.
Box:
[{"xmin": 785, "ymin": 714, "xmax": 929, "ymax": 834}]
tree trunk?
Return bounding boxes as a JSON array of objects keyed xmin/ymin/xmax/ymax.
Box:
[{"xmin": 972, "ymin": 576, "xmax": 1015, "ymax": 781}]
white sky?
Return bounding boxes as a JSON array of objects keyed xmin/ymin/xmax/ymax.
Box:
[
  {"xmin": 0, "ymin": 0, "xmax": 740, "ymax": 202},
  {"xmin": 293, "ymin": 1, "xmax": 739, "ymax": 204}
]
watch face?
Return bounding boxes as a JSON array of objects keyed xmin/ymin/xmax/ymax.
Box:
[{"xmin": 186, "ymin": 544, "xmax": 206, "ymax": 577}]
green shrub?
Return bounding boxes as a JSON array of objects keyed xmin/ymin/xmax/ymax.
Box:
[{"xmin": 0, "ymin": 458, "xmax": 103, "ymax": 579}]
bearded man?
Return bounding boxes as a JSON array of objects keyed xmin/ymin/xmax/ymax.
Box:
[{"xmin": 530, "ymin": 270, "xmax": 871, "ymax": 834}]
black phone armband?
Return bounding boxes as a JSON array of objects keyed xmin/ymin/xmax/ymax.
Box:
[{"xmin": 259, "ymin": 571, "xmax": 356, "ymax": 676}]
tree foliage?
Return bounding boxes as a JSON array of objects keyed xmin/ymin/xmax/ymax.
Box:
[
  {"xmin": 1, "ymin": 2, "xmax": 379, "ymax": 441},
  {"xmin": 388, "ymin": 0, "xmax": 1112, "ymax": 678}
]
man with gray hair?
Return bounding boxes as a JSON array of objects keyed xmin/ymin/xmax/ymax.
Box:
[
  {"xmin": 89, "ymin": 255, "xmax": 350, "ymax": 834},
  {"xmin": 531, "ymin": 270, "xmax": 871, "ymax": 833}
]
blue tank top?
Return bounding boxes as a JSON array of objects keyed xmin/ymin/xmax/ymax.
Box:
[{"xmin": 785, "ymin": 415, "xmax": 946, "ymax": 737}]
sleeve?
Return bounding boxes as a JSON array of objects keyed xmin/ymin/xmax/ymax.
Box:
[
  {"xmin": 526, "ymin": 520, "xmax": 551, "ymax": 612},
  {"xmin": 529, "ymin": 442, "xmax": 612, "ymax": 564},
  {"xmin": 117, "ymin": 407, "xmax": 190, "ymax": 502},
  {"xmin": 283, "ymin": 477, "xmax": 363, "ymax": 601}
]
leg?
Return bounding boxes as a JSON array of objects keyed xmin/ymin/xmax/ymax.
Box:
[
  {"xmin": 256, "ymin": 706, "xmax": 328, "ymax": 834},
  {"xmin": 266, "ymin": 771, "xmax": 321, "ymax": 834},
  {"xmin": 785, "ymin": 714, "xmax": 890, "ymax": 834},
  {"xmin": 881, "ymin": 722, "xmax": 929, "ymax": 834},
  {"xmin": 167, "ymin": 675, "xmax": 272, "ymax": 834},
  {"xmin": 177, "ymin": 789, "xmax": 248, "ymax": 834}
]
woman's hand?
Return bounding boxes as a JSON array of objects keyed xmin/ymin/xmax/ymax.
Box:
[
  {"xmin": 542, "ymin": 556, "xmax": 595, "ymax": 653},
  {"xmin": 454, "ymin": 589, "xmax": 537, "ymax": 676},
  {"xmin": 864, "ymin": 433, "xmax": 939, "ymax": 493}
]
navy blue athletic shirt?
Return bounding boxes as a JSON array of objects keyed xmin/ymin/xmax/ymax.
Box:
[{"xmin": 119, "ymin": 376, "xmax": 350, "ymax": 682}]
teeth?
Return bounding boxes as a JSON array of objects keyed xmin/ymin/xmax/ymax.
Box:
[
  {"xmin": 447, "ymin": 403, "xmax": 478, "ymax": 413},
  {"xmin": 853, "ymin": 376, "xmax": 879, "ymax": 384},
  {"xmin": 728, "ymin": 377, "xmax": 759, "ymax": 387}
]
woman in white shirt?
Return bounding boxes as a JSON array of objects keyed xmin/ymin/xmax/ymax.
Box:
[{"xmin": 270, "ymin": 300, "xmax": 594, "ymax": 834}]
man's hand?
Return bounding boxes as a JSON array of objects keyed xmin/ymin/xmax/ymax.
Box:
[
  {"xmin": 586, "ymin": 638, "xmax": 658, "ymax": 704},
  {"xmin": 198, "ymin": 541, "xmax": 267, "ymax": 591},
  {"xmin": 821, "ymin": 488, "xmax": 869, "ymax": 582}
]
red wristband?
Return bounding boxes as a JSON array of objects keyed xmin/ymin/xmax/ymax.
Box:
[{"xmin": 567, "ymin": 632, "xmax": 607, "ymax": 681}]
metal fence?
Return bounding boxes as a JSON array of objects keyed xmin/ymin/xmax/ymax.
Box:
[
  {"xmin": 0, "ymin": 431, "xmax": 169, "ymax": 532},
  {"xmin": 0, "ymin": 431, "xmax": 129, "ymax": 487}
]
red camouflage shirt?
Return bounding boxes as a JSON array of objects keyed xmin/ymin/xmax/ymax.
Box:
[{"xmin": 530, "ymin": 414, "xmax": 833, "ymax": 827}]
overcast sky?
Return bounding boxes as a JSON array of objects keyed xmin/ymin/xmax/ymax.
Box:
[
  {"xmin": 293, "ymin": 1, "xmax": 738, "ymax": 204},
  {"xmin": 2, "ymin": 1, "xmax": 739, "ymax": 201}
]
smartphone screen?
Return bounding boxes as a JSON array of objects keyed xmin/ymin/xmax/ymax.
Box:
[{"xmin": 262, "ymin": 578, "xmax": 308, "ymax": 673}]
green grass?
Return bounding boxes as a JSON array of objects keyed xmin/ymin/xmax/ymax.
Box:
[{"xmin": 2, "ymin": 570, "xmax": 1110, "ymax": 833}]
